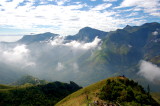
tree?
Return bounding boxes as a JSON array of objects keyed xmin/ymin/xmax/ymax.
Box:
[
  {"xmin": 147, "ymin": 84, "xmax": 151, "ymax": 102},
  {"xmin": 147, "ymin": 84, "xmax": 150, "ymax": 95}
]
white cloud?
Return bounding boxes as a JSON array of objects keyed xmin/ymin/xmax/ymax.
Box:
[
  {"xmin": 56, "ymin": 62, "xmax": 65, "ymax": 71},
  {"xmin": 0, "ymin": 0, "xmax": 25, "ymax": 10},
  {"xmin": 0, "ymin": 0, "xmax": 156, "ymax": 36},
  {"xmin": 72, "ymin": 63, "xmax": 79, "ymax": 73},
  {"xmin": 90, "ymin": 0, "xmax": 97, "ymax": 1},
  {"xmin": 0, "ymin": 36, "xmax": 22, "ymax": 42},
  {"xmin": 1, "ymin": 44, "xmax": 35, "ymax": 67},
  {"xmin": 50, "ymin": 36, "xmax": 65, "ymax": 46},
  {"xmin": 126, "ymin": 12, "xmax": 139, "ymax": 17},
  {"xmin": 55, "ymin": 0, "xmax": 70, "ymax": 6},
  {"xmin": 91, "ymin": 3, "xmax": 112, "ymax": 11},
  {"xmin": 50, "ymin": 36, "xmax": 102, "ymax": 50},
  {"xmin": 65, "ymin": 36, "xmax": 101, "ymax": 49},
  {"xmin": 152, "ymin": 31, "xmax": 159, "ymax": 36},
  {"xmin": 103, "ymin": 0, "xmax": 117, "ymax": 2},
  {"xmin": 150, "ymin": 12, "xmax": 160, "ymax": 17},
  {"xmin": 138, "ymin": 60, "xmax": 160, "ymax": 84},
  {"xmin": 2, "ymin": 45, "xmax": 28, "ymax": 62},
  {"xmin": 117, "ymin": 0, "xmax": 160, "ymax": 16}
]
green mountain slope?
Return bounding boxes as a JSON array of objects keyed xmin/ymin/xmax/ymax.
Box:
[
  {"xmin": 0, "ymin": 22, "xmax": 160, "ymax": 93},
  {"xmin": 92, "ymin": 22, "xmax": 160, "ymax": 67},
  {"xmin": 73, "ymin": 22, "xmax": 160, "ymax": 91},
  {"xmin": 56, "ymin": 76, "xmax": 159, "ymax": 106},
  {"xmin": 0, "ymin": 81, "xmax": 81, "ymax": 106}
]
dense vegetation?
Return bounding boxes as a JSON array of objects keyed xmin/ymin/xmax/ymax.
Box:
[
  {"xmin": 100, "ymin": 76, "xmax": 159, "ymax": 105},
  {"xmin": 0, "ymin": 81, "xmax": 81, "ymax": 106},
  {"xmin": 56, "ymin": 76, "xmax": 160, "ymax": 106}
]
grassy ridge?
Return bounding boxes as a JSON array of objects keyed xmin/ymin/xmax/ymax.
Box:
[
  {"xmin": 151, "ymin": 93, "xmax": 160, "ymax": 104},
  {"xmin": 0, "ymin": 84, "xmax": 14, "ymax": 89},
  {"xmin": 56, "ymin": 77, "xmax": 118, "ymax": 106},
  {"xmin": 56, "ymin": 77, "xmax": 160, "ymax": 106}
]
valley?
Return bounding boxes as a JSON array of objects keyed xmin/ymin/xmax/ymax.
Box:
[
  {"xmin": 0, "ymin": 22, "xmax": 160, "ymax": 105},
  {"xmin": 0, "ymin": 0, "xmax": 160, "ymax": 105}
]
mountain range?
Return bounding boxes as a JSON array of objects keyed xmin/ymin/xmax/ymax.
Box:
[
  {"xmin": 66, "ymin": 27, "xmax": 108, "ymax": 42},
  {"xmin": 0, "ymin": 22, "xmax": 160, "ymax": 91},
  {"xmin": 17, "ymin": 32, "xmax": 59, "ymax": 44}
]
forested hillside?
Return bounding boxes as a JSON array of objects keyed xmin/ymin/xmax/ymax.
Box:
[{"xmin": 0, "ymin": 80, "xmax": 81, "ymax": 106}]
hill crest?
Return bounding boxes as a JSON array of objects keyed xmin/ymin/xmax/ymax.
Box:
[{"xmin": 56, "ymin": 76, "xmax": 159, "ymax": 106}]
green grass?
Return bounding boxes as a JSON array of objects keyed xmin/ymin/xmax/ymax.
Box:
[
  {"xmin": 0, "ymin": 84, "xmax": 16, "ymax": 93},
  {"xmin": 56, "ymin": 77, "xmax": 160, "ymax": 106},
  {"xmin": 0, "ymin": 84, "xmax": 14, "ymax": 89},
  {"xmin": 0, "ymin": 83, "xmax": 35, "ymax": 93},
  {"xmin": 55, "ymin": 77, "xmax": 126, "ymax": 106},
  {"xmin": 151, "ymin": 92, "xmax": 160, "ymax": 104}
]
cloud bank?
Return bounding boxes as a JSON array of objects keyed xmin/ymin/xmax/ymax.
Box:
[
  {"xmin": 56, "ymin": 62, "xmax": 65, "ymax": 71},
  {"xmin": 0, "ymin": 36, "xmax": 102, "ymax": 83},
  {"xmin": 138, "ymin": 60, "xmax": 160, "ymax": 84},
  {"xmin": 0, "ymin": 0, "xmax": 158, "ymax": 36},
  {"xmin": 117, "ymin": 0, "xmax": 160, "ymax": 17},
  {"xmin": 49, "ymin": 36, "xmax": 101, "ymax": 49},
  {"xmin": 0, "ymin": 36, "xmax": 22, "ymax": 42},
  {"xmin": 0, "ymin": 44, "xmax": 35, "ymax": 68}
]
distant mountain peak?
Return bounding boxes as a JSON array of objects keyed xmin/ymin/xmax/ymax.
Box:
[
  {"xmin": 79, "ymin": 27, "xmax": 94, "ymax": 31},
  {"xmin": 123, "ymin": 25, "xmax": 132, "ymax": 30},
  {"xmin": 66, "ymin": 27, "xmax": 107, "ymax": 42},
  {"xmin": 124, "ymin": 25, "xmax": 131, "ymax": 28},
  {"xmin": 78, "ymin": 27, "xmax": 102, "ymax": 33},
  {"xmin": 17, "ymin": 32, "xmax": 59, "ymax": 44},
  {"xmin": 81, "ymin": 26, "xmax": 92, "ymax": 29},
  {"xmin": 142, "ymin": 22, "xmax": 160, "ymax": 27},
  {"xmin": 42, "ymin": 32, "xmax": 53, "ymax": 34}
]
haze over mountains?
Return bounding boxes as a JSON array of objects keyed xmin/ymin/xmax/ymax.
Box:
[{"xmin": 0, "ymin": 22, "xmax": 160, "ymax": 91}]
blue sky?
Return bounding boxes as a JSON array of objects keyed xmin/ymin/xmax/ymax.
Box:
[{"xmin": 0, "ymin": 0, "xmax": 159, "ymax": 40}]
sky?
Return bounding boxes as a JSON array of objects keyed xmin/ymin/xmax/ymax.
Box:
[{"xmin": 0, "ymin": 0, "xmax": 160, "ymax": 41}]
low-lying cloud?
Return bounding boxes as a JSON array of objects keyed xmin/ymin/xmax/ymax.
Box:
[
  {"xmin": 0, "ymin": 36, "xmax": 102, "ymax": 84},
  {"xmin": 50, "ymin": 36, "xmax": 101, "ymax": 49},
  {"xmin": 0, "ymin": 36, "xmax": 22, "ymax": 42},
  {"xmin": 0, "ymin": 44, "xmax": 35, "ymax": 68},
  {"xmin": 152, "ymin": 31, "xmax": 159, "ymax": 36},
  {"xmin": 56, "ymin": 62, "xmax": 65, "ymax": 71},
  {"xmin": 138, "ymin": 60, "xmax": 160, "ymax": 84}
]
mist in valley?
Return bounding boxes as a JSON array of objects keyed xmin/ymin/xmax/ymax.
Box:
[{"xmin": 0, "ymin": 35, "xmax": 104, "ymax": 85}]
